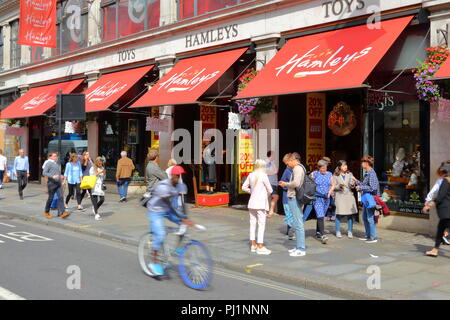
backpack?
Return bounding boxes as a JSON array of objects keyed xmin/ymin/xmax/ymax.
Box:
[{"xmin": 295, "ymin": 164, "xmax": 317, "ymax": 205}]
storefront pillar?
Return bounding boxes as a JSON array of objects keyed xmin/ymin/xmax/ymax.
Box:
[
  {"xmin": 160, "ymin": 0, "xmax": 178, "ymax": 26},
  {"xmin": 85, "ymin": 70, "xmax": 101, "ymax": 159},
  {"xmin": 18, "ymin": 85, "xmax": 29, "ymax": 155},
  {"xmin": 88, "ymin": 0, "xmax": 102, "ymax": 46},
  {"xmin": 155, "ymin": 54, "xmax": 176, "ymax": 168},
  {"xmin": 2, "ymin": 23, "xmax": 10, "ymax": 70},
  {"xmin": 252, "ymin": 33, "xmax": 280, "ymax": 157},
  {"xmin": 425, "ymin": 3, "xmax": 450, "ymax": 236}
]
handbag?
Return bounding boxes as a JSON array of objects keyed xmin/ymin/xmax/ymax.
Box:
[
  {"xmin": 80, "ymin": 175, "xmax": 97, "ymax": 190},
  {"xmin": 102, "ymin": 183, "xmax": 107, "ymax": 191}
]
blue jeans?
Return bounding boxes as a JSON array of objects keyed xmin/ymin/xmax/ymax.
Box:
[
  {"xmin": 146, "ymin": 210, "xmax": 184, "ymax": 251},
  {"xmin": 335, "ymin": 215, "xmax": 353, "ymax": 233},
  {"xmin": 362, "ymin": 206, "xmax": 377, "ymax": 239},
  {"xmin": 117, "ymin": 178, "xmax": 130, "ymax": 198},
  {"xmin": 283, "ymin": 203, "xmax": 293, "ymax": 227},
  {"xmin": 287, "ymin": 198, "xmax": 306, "ymax": 251}
]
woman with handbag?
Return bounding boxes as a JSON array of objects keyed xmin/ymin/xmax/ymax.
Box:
[
  {"xmin": 310, "ymin": 159, "xmax": 335, "ymax": 244},
  {"xmin": 80, "ymin": 151, "xmax": 94, "ymax": 201},
  {"xmin": 89, "ymin": 157, "xmax": 106, "ymax": 221},
  {"xmin": 354, "ymin": 156, "xmax": 380, "ymax": 244},
  {"xmin": 64, "ymin": 153, "xmax": 84, "ymax": 211},
  {"xmin": 242, "ymin": 159, "xmax": 273, "ymax": 255},
  {"xmin": 333, "ymin": 160, "xmax": 358, "ymax": 239}
]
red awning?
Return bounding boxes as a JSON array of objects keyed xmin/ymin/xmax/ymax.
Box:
[
  {"xmin": 236, "ymin": 16, "xmax": 413, "ymax": 99},
  {"xmin": 132, "ymin": 48, "xmax": 247, "ymax": 107},
  {"xmin": 84, "ymin": 65, "xmax": 154, "ymax": 112},
  {"xmin": 0, "ymin": 79, "xmax": 84, "ymax": 119},
  {"xmin": 433, "ymin": 59, "xmax": 450, "ymax": 80}
]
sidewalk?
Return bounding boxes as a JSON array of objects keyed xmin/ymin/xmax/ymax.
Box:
[{"xmin": 1, "ymin": 183, "xmax": 449, "ymax": 300}]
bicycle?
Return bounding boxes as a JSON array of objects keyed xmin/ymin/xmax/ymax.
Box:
[{"xmin": 138, "ymin": 225, "xmax": 213, "ymax": 290}]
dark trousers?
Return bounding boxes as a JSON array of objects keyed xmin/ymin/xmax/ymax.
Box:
[
  {"xmin": 435, "ymin": 219, "xmax": 450, "ymax": 249},
  {"xmin": 45, "ymin": 181, "xmax": 65, "ymax": 215},
  {"xmin": 0, "ymin": 170, "xmax": 4, "ymax": 185},
  {"xmin": 17, "ymin": 170, "xmax": 28, "ymax": 195},
  {"xmin": 80, "ymin": 188, "xmax": 91, "ymax": 200},
  {"xmin": 316, "ymin": 217, "xmax": 325, "ymax": 236},
  {"xmin": 66, "ymin": 183, "xmax": 82, "ymax": 205},
  {"xmin": 91, "ymin": 195, "xmax": 105, "ymax": 214}
]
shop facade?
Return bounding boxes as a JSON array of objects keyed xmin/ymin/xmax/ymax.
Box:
[{"xmin": 0, "ymin": 0, "xmax": 449, "ymax": 235}]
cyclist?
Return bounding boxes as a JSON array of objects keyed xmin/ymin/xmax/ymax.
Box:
[{"xmin": 146, "ymin": 165, "xmax": 204, "ymax": 276}]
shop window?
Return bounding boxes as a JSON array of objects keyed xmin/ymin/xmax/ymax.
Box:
[
  {"xmin": 179, "ymin": 0, "xmax": 255, "ymax": 20},
  {"xmin": 102, "ymin": 0, "xmax": 161, "ymax": 41},
  {"xmin": 372, "ymin": 100, "xmax": 429, "ymax": 215},
  {"xmin": 58, "ymin": 0, "xmax": 89, "ymax": 55},
  {"xmin": 10, "ymin": 20, "xmax": 20, "ymax": 68}
]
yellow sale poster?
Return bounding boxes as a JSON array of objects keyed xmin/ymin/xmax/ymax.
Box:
[
  {"xmin": 238, "ymin": 130, "xmax": 255, "ymax": 194},
  {"xmin": 306, "ymin": 93, "xmax": 326, "ymax": 172}
]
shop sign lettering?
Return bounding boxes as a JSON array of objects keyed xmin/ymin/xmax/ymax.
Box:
[
  {"xmin": 186, "ymin": 24, "xmax": 238, "ymax": 48},
  {"xmin": 22, "ymin": 92, "xmax": 52, "ymax": 110},
  {"xmin": 238, "ymin": 130, "xmax": 255, "ymax": 194},
  {"xmin": 85, "ymin": 81, "xmax": 128, "ymax": 102},
  {"xmin": 367, "ymin": 91, "xmax": 395, "ymax": 111},
  {"xmin": 322, "ymin": 0, "xmax": 365, "ymax": 18},
  {"xmin": 118, "ymin": 49, "xmax": 136, "ymax": 63},
  {"xmin": 274, "ymin": 45, "xmax": 372, "ymax": 78},
  {"xmin": 157, "ymin": 67, "xmax": 220, "ymax": 93},
  {"xmin": 146, "ymin": 117, "xmax": 169, "ymax": 132}
]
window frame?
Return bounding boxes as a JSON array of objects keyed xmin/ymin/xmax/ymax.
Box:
[{"xmin": 9, "ymin": 19, "xmax": 20, "ymax": 69}]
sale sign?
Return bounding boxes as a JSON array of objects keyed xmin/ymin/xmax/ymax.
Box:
[
  {"xmin": 19, "ymin": 0, "xmax": 57, "ymax": 48},
  {"xmin": 200, "ymin": 105, "xmax": 217, "ymax": 141},
  {"xmin": 306, "ymin": 93, "xmax": 326, "ymax": 172},
  {"xmin": 238, "ymin": 130, "xmax": 255, "ymax": 194},
  {"xmin": 150, "ymin": 107, "xmax": 160, "ymax": 150}
]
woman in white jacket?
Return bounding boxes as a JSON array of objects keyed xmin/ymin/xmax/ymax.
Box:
[{"xmin": 242, "ymin": 159, "xmax": 273, "ymax": 255}]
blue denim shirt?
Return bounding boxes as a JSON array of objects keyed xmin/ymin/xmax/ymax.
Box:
[
  {"xmin": 147, "ymin": 179, "xmax": 188, "ymax": 213},
  {"xmin": 64, "ymin": 161, "xmax": 82, "ymax": 184}
]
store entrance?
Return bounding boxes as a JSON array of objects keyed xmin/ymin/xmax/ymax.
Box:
[{"xmin": 325, "ymin": 90, "xmax": 364, "ymax": 179}]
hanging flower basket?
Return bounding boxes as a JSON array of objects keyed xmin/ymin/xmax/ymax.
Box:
[
  {"xmin": 235, "ymin": 68, "xmax": 273, "ymax": 127},
  {"xmin": 414, "ymin": 46, "xmax": 450, "ymax": 102}
]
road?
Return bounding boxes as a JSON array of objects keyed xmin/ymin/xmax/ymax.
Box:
[{"xmin": 0, "ymin": 218, "xmax": 339, "ymax": 300}]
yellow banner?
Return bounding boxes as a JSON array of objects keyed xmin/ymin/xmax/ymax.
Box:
[
  {"xmin": 238, "ymin": 130, "xmax": 255, "ymax": 194},
  {"xmin": 306, "ymin": 93, "xmax": 326, "ymax": 172},
  {"xmin": 150, "ymin": 107, "xmax": 159, "ymax": 150}
]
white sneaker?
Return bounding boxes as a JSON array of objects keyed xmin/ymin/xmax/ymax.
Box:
[
  {"xmin": 289, "ymin": 249, "xmax": 306, "ymax": 257},
  {"xmin": 251, "ymin": 245, "xmax": 257, "ymax": 253},
  {"xmin": 95, "ymin": 214, "xmax": 102, "ymax": 221},
  {"xmin": 256, "ymin": 246, "xmax": 271, "ymax": 255},
  {"xmin": 288, "ymin": 248, "xmax": 297, "ymax": 253},
  {"xmin": 194, "ymin": 224, "xmax": 206, "ymax": 231},
  {"xmin": 175, "ymin": 224, "xmax": 188, "ymax": 235},
  {"xmin": 336, "ymin": 231, "xmax": 342, "ymax": 238},
  {"xmin": 0, "ymin": 185, "xmax": 3, "ymax": 189},
  {"xmin": 348, "ymin": 232, "xmax": 353, "ymax": 239}
]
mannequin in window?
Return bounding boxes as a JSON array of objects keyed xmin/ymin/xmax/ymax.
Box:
[
  {"xmin": 203, "ymin": 136, "xmax": 217, "ymax": 194},
  {"xmin": 392, "ymin": 147, "xmax": 406, "ymax": 177}
]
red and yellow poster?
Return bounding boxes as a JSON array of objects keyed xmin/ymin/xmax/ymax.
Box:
[
  {"xmin": 238, "ymin": 130, "xmax": 255, "ymax": 194},
  {"xmin": 200, "ymin": 105, "xmax": 217, "ymax": 190},
  {"xmin": 150, "ymin": 107, "xmax": 159, "ymax": 150},
  {"xmin": 306, "ymin": 93, "xmax": 326, "ymax": 172},
  {"xmin": 19, "ymin": 0, "xmax": 57, "ymax": 48}
]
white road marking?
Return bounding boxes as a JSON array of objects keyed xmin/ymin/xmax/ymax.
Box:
[
  {"xmin": 0, "ymin": 286, "xmax": 25, "ymax": 300},
  {"xmin": 0, "ymin": 223, "xmax": 15, "ymax": 228}
]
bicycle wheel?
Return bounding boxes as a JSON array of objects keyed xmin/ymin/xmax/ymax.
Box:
[
  {"xmin": 178, "ymin": 241, "xmax": 213, "ymax": 289},
  {"xmin": 138, "ymin": 233, "xmax": 170, "ymax": 277}
]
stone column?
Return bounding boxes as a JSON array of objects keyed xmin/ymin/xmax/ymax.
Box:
[
  {"xmin": 18, "ymin": 85, "xmax": 30, "ymax": 155},
  {"xmin": 424, "ymin": 2, "xmax": 450, "ymax": 236},
  {"xmin": 85, "ymin": 70, "xmax": 100, "ymax": 159},
  {"xmin": 251, "ymin": 33, "xmax": 280, "ymax": 159},
  {"xmin": 2, "ymin": 23, "xmax": 10, "ymax": 70},
  {"xmin": 88, "ymin": 0, "xmax": 102, "ymax": 46},
  {"xmin": 160, "ymin": 0, "xmax": 178, "ymax": 26},
  {"xmin": 155, "ymin": 54, "xmax": 176, "ymax": 168}
]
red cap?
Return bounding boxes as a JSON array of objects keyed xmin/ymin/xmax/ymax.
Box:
[{"xmin": 170, "ymin": 165, "xmax": 186, "ymax": 175}]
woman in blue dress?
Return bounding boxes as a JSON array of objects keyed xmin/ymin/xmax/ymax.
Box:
[{"xmin": 310, "ymin": 159, "xmax": 335, "ymax": 244}]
